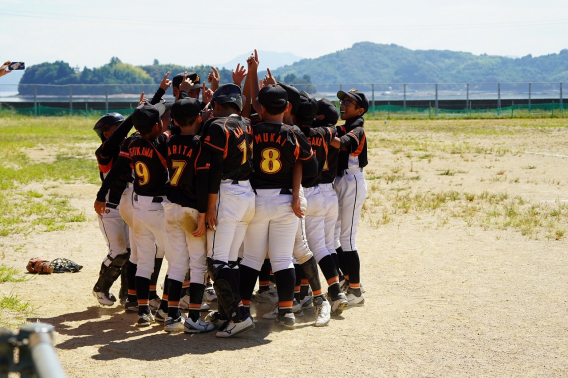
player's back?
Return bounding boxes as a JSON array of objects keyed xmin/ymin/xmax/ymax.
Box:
[
  {"xmin": 251, "ymin": 122, "xmax": 311, "ymax": 190},
  {"xmin": 166, "ymin": 134, "xmax": 208, "ymax": 208},
  {"xmin": 203, "ymin": 115, "xmax": 252, "ymax": 181},
  {"xmin": 128, "ymin": 134, "xmax": 169, "ymax": 197},
  {"xmin": 299, "ymin": 126, "xmax": 336, "ymax": 188}
]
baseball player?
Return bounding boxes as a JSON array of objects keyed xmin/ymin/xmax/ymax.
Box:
[
  {"xmin": 92, "ymin": 112, "xmax": 131, "ymax": 306},
  {"xmin": 160, "ymin": 97, "xmax": 216, "ymax": 333},
  {"xmin": 239, "ymin": 51, "xmax": 318, "ymax": 329},
  {"xmin": 202, "ymin": 83, "xmax": 256, "ymax": 338},
  {"xmin": 331, "ymin": 89, "xmax": 369, "ymax": 305}
]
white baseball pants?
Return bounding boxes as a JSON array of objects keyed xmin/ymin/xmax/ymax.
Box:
[
  {"xmin": 320, "ymin": 183, "xmax": 339, "ymax": 256},
  {"xmin": 98, "ymin": 206, "xmax": 129, "ymax": 266},
  {"xmin": 242, "ymin": 189, "xmax": 298, "ymax": 272},
  {"xmin": 119, "ymin": 185, "xmax": 138, "ymax": 264},
  {"xmin": 162, "ymin": 201, "xmax": 207, "ymax": 284},
  {"xmin": 132, "ymin": 194, "xmax": 169, "ymax": 279},
  {"xmin": 334, "ymin": 169, "xmax": 367, "ymax": 251},
  {"xmin": 299, "ymin": 186, "xmax": 329, "ymax": 263}
]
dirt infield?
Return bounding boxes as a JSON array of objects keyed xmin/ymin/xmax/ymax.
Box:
[{"xmin": 1, "ymin": 119, "xmax": 567, "ymax": 377}]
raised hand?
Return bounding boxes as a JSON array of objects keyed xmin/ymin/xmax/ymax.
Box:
[
  {"xmin": 208, "ymin": 66, "xmax": 220, "ymax": 92},
  {"xmin": 263, "ymin": 67, "xmax": 276, "ymax": 85},
  {"xmin": 232, "ymin": 63, "xmax": 247, "ymax": 87},
  {"xmin": 159, "ymin": 72, "xmax": 172, "ymax": 91},
  {"xmin": 138, "ymin": 92, "xmax": 147, "ymax": 107},
  {"xmin": 0, "ymin": 61, "xmax": 12, "ymax": 77},
  {"xmin": 179, "ymin": 71, "xmax": 195, "ymax": 93},
  {"xmin": 202, "ymin": 82, "xmax": 214, "ymax": 104},
  {"xmin": 247, "ymin": 49, "xmax": 259, "ymax": 72}
]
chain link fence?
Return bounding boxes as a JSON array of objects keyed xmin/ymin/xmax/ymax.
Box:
[{"xmin": 0, "ymin": 82, "xmax": 565, "ymax": 118}]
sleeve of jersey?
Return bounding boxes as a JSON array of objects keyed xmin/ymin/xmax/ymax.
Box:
[
  {"xmin": 97, "ymin": 116, "xmax": 134, "ymax": 159},
  {"xmin": 203, "ymin": 122, "xmax": 226, "ymax": 155},
  {"xmin": 207, "ymin": 152, "xmax": 223, "ymax": 195},
  {"xmin": 339, "ymin": 127, "xmax": 362, "ymax": 148},
  {"xmin": 195, "ymin": 148, "xmax": 211, "ymax": 213},
  {"xmin": 96, "ymin": 155, "xmax": 130, "ymax": 202},
  {"xmin": 295, "ymin": 130, "xmax": 314, "ymax": 161},
  {"xmin": 150, "ymin": 87, "xmax": 165, "ymax": 105}
]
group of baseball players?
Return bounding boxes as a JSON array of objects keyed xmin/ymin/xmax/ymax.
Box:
[{"xmin": 92, "ymin": 50, "xmax": 368, "ymax": 337}]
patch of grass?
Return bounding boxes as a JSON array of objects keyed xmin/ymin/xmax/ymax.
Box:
[
  {"xmin": 0, "ymin": 292, "xmax": 35, "ymax": 328},
  {"xmin": 0, "ymin": 266, "xmax": 27, "ymax": 283},
  {"xmin": 438, "ymin": 169, "xmax": 455, "ymax": 176},
  {"xmin": 523, "ymin": 165, "xmax": 537, "ymax": 169}
]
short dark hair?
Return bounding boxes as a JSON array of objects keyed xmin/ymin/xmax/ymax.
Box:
[
  {"xmin": 262, "ymin": 103, "xmax": 288, "ymax": 116},
  {"xmin": 214, "ymin": 101, "xmax": 241, "ymax": 113},
  {"xmin": 135, "ymin": 122, "xmax": 157, "ymax": 136},
  {"xmin": 175, "ymin": 114, "xmax": 199, "ymax": 127}
]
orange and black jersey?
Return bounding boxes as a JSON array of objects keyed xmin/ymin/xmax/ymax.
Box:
[
  {"xmin": 336, "ymin": 116, "xmax": 367, "ymax": 175},
  {"xmin": 166, "ymin": 135, "xmax": 210, "ymax": 213},
  {"xmin": 202, "ymin": 115, "xmax": 252, "ymax": 195},
  {"xmin": 298, "ymin": 126, "xmax": 336, "ymax": 188},
  {"xmin": 95, "ymin": 134, "xmax": 138, "ymax": 203},
  {"xmin": 251, "ymin": 122, "xmax": 314, "ymax": 190},
  {"xmin": 95, "ymin": 116, "xmax": 135, "ymax": 204},
  {"xmin": 127, "ymin": 131, "xmax": 171, "ymax": 197}
]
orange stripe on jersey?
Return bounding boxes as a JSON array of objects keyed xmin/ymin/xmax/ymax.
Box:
[
  {"xmin": 351, "ymin": 133, "xmax": 366, "ymax": 157},
  {"xmin": 279, "ymin": 301, "xmax": 293, "ymax": 309},
  {"xmin": 223, "ymin": 118, "xmax": 230, "ymax": 159},
  {"xmin": 128, "ymin": 289, "xmax": 136, "ymax": 295},
  {"xmin": 98, "ymin": 158, "xmax": 114, "ymax": 174},
  {"xmin": 298, "ymin": 149, "xmax": 314, "ymax": 161},
  {"xmin": 327, "ymin": 276, "xmax": 339, "ymax": 285},
  {"xmin": 204, "ymin": 141, "xmax": 224, "ymax": 151}
]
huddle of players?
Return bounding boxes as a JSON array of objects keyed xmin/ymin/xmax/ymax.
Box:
[{"xmin": 92, "ymin": 50, "xmax": 369, "ymax": 337}]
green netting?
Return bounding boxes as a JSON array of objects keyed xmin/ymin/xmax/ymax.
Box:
[
  {"xmin": 0, "ymin": 105, "xmax": 138, "ymax": 117},
  {"xmin": 1, "ymin": 103, "xmax": 566, "ymax": 119}
]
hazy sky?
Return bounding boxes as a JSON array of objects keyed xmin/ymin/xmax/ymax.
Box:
[{"xmin": 1, "ymin": 0, "xmax": 567, "ymax": 69}]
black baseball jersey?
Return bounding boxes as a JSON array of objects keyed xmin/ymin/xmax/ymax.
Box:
[
  {"xmin": 166, "ymin": 134, "xmax": 210, "ymax": 212},
  {"xmin": 202, "ymin": 115, "xmax": 252, "ymax": 181},
  {"xmin": 299, "ymin": 126, "xmax": 336, "ymax": 188},
  {"xmin": 95, "ymin": 134, "xmax": 138, "ymax": 203},
  {"xmin": 250, "ymin": 122, "xmax": 313, "ymax": 190},
  {"xmin": 125, "ymin": 131, "xmax": 171, "ymax": 197},
  {"xmin": 336, "ymin": 116, "xmax": 367, "ymax": 175}
]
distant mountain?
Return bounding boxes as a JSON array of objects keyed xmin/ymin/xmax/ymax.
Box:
[
  {"xmin": 269, "ymin": 42, "xmax": 568, "ymax": 83},
  {"xmin": 216, "ymin": 51, "xmax": 302, "ymax": 72}
]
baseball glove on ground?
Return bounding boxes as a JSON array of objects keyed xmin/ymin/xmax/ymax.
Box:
[{"xmin": 26, "ymin": 258, "xmax": 54, "ymax": 274}]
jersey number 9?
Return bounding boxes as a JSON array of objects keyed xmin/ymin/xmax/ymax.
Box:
[{"xmin": 135, "ymin": 161, "xmax": 150, "ymax": 186}]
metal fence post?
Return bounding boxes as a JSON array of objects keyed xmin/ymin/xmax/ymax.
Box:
[
  {"xmin": 497, "ymin": 83, "xmax": 501, "ymax": 115},
  {"xmin": 435, "ymin": 84, "xmax": 438, "ymax": 116},
  {"xmin": 33, "ymin": 85, "xmax": 37, "ymax": 117},
  {"xmin": 560, "ymin": 82, "xmax": 563, "ymax": 114},
  {"xmin": 69, "ymin": 86, "xmax": 73, "ymax": 116},
  {"xmin": 466, "ymin": 83, "xmax": 469, "ymax": 114},
  {"xmin": 403, "ymin": 84, "xmax": 407, "ymax": 113},
  {"xmin": 105, "ymin": 85, "xmax": 109, "ymax": 113},
  {"xmin": 371, "ymin": 84, "xmax": 375, "ymax": 117},
  {"xmin": 528, "ymin": 82, "xmax": 531, "ymax": 114}
]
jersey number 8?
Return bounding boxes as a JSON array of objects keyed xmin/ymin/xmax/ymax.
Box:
[
  {"xmin": 260, "ymin": 147, "xmax": 282, "ymax": 174},
  {"xmin": 135, "ymin": 161, "xmax": 150, "ymax": 186}
]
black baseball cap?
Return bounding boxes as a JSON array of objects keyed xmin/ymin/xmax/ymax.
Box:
[
  {"xmin": 258, "ymin": 84, "xmax": 288, "ymax": 109},
  {"xmin": 296, "ymin": 91, "xmax": 318, "ymax": 126},
  {"xmin": 131, "ymin": 102, "xmax": 166, "ymax": 133},
  {"xmin": 93, "ymin": 112, "xmax": 125, "ymax": 142},
  {"xmin": 314, "ymin": 97, "xmax": 339, "ymax": 127},
  {"xmin": 212, "ymin": 84, "xmax": 243, "ymax": 111},
  {"xmin": 337, "ymin": 89, "xmax": 369, "ymax": 114},
  {"xmin": 171, "ymin": 98, "xmax": 201, "ymax": 121},
  {"xmin": 173, "ymin": 72, "xmax": 201, "ymax": 89},
  {"xmin": 277, "ymin": 83, "xmax": 300, "ymax": 115}
]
